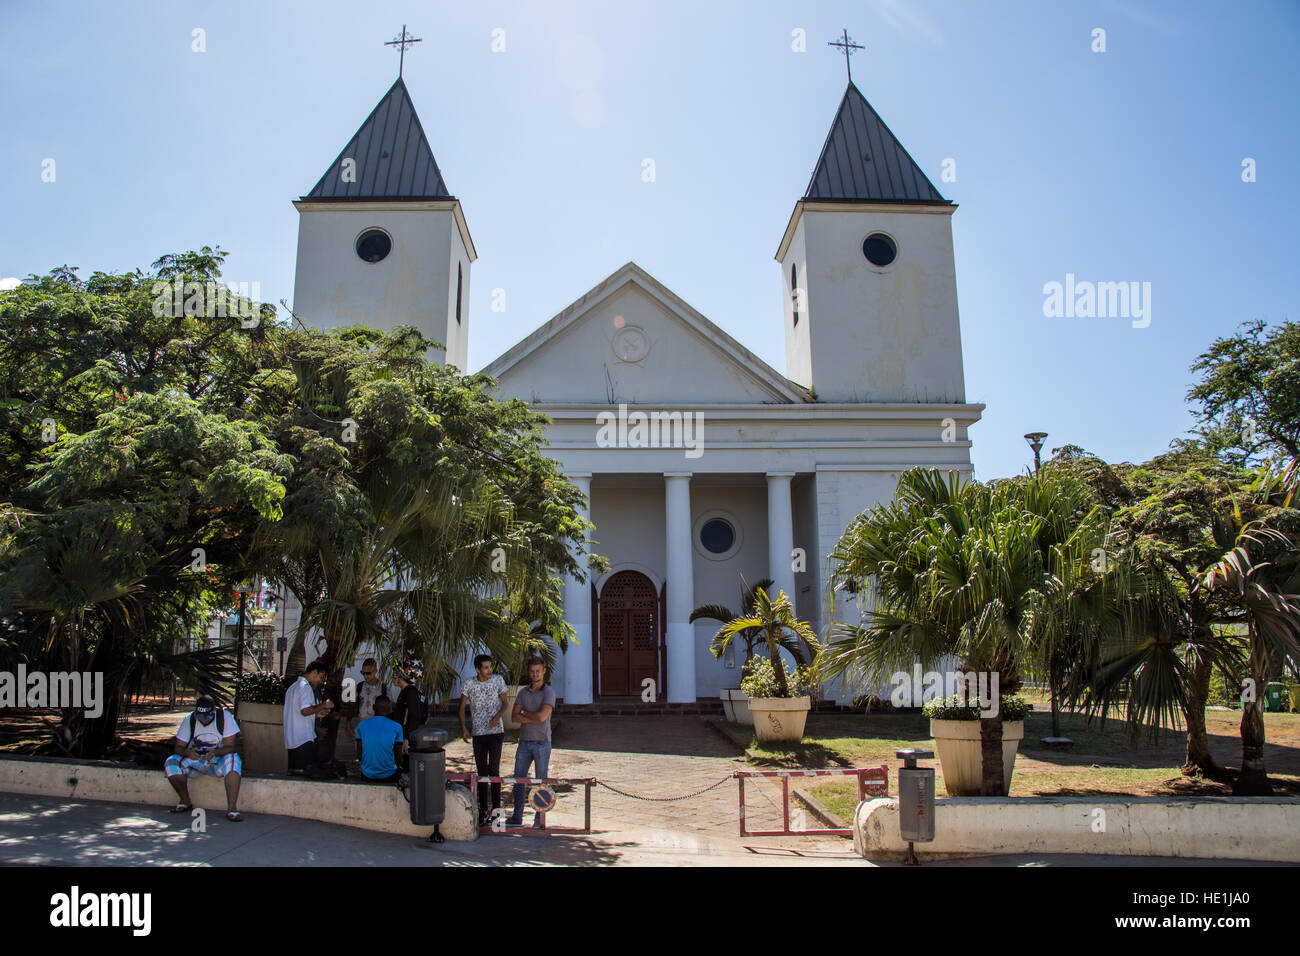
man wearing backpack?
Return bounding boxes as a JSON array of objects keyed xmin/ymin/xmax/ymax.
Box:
[
  {"xmin": 390, "ymin": 652, "xmax": 426, "ymax": 741},
  {"xmin": 164, "ymin": 694, "xmax": 244, "ymax": 822}
]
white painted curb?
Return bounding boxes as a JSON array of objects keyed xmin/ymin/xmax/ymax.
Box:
[
  {"xmin": 854, "ymin": 796, "xmax": 1300, "ymax": 861},
  {"xmin": 0, "ymin": 755, "xmax": 477, "ymax": 841}
]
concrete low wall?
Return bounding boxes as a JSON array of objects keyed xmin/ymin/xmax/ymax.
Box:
[
  {"xmin": 0, "ymin": 754, "xmax": 477, "ymax": 842},
  {"xmin": 854, "ymin": 796, "xmax": 1300, "ymax": 862}
]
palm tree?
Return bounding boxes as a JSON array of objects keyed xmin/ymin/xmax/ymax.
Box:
[
  {"xmin": 706, "ymin": 587, "xmax": 819, "ymax": 698},
  {"xmin": 690, "ymin": 576, "xmax": 775, "ymax": 679},
  {"xmin": 822, "ymin": 468, "xmax": 1126, "ymax": 796},
  {"xmin": 268, "ymin": 474, "xmax": 560, "ymax": 759},
  {"xmin": 1195, "ymin": 513, "xmax": 1300, "ymax": 794}
]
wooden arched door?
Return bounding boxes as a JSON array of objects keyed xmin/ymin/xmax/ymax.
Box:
[{"xmin": 598, "ymin": 571, "xmax": 659, "ymax": 697}]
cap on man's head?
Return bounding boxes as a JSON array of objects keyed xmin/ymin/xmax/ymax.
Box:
[{"xmin": 195, "ymin": 695, "xmax": 216, "ymax": 711}]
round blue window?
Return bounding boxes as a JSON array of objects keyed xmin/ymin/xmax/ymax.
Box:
[{"xmin": 700, "ymin": 518, "xmax": 735, "ymax": 555}]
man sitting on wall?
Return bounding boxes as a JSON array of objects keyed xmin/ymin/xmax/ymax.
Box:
[
  {"xmin": 164, "ymin": 694, "xmax": 244, "ymax": 822},
  {"xmin": 355, "ymin": 696, "xmax": 407, "ymax": 783}
]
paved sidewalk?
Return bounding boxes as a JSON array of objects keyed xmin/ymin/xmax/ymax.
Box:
[
  {"xmin": 443, "ymin": 715, "xmax": 809, "ymax": 839},
  {"xmin": 0, "ymin": 793, "xmax": 863, "ymax": 867},
  {"xmin": 0, "ymin": 794, "xmax": 1274, "ymax": 867}
]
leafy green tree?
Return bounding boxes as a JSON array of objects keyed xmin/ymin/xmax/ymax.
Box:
[
  {"xmin": 0, "ymin": 251, "xmax": 599, "ymax": 758},
  {"xmin": 1186, "ymin": 318, "xmax": 1300, "ymax": 465}
]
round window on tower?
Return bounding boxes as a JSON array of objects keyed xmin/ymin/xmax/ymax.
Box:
[
  {"xmin": 862, "ymin": 232, "xmax": 897, "ymax": 267},
  {"xmin": 355, "ymin": 228, "xmax": 392, "ymax": 264}
]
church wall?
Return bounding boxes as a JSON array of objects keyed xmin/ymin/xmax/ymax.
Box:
[
  {"xmin": 791, "ymin": 473, "xmax": 820, "ymax": 634},
  {"xmin": 443, "ymin": 224, "xmax": 471, "ymax": 371},
  {"xmin": 802, "ymin": 207, "xmax": 966, "ymax": 404},
  {"xmin": 813, "ymin": 467, "xmax": 907, "ymax": 703},
  {"xmin": 779, "ymin": 216, "xmax": 812, "ymax": 389},
  {"xmin": 687, "ymin": 484, "xmax": 768, "ymax": 698},
  {"xmin": 292, "ymin": 206, "xmax": 456, "ymax": 364}
]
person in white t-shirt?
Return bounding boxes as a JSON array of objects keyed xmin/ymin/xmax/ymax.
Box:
[
  {"xmin": 164, "ymin": 695, "xmax": 244, "ymax": 821},
  {"xmin": 284, "ymin": 660, "xmax": 333, "ymax": 773},
  {"xmin": 459, "ymin": 654, "xmax": 508, "ymax": 827},
  {"xmin": 346, "ymin": 657, "xmax": 388, "ymax": 746}
]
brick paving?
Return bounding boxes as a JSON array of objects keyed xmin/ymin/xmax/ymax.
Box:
[{"xmin": 442, "ymin": 715, "xmax": 850, "ymax": 850}]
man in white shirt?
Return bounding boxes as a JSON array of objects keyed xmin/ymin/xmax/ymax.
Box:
[
  {"xmin": 164, "ymin": 695, "xmax": 244, "ymax": 821},
  {"xmin": 284, "ymin": 660, "xmax": 333, "ymax": 773}
]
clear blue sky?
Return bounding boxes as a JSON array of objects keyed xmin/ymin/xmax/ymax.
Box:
[{"xmin": 2, "ymin": 0, "xmax": 1296, "ymax": 480}]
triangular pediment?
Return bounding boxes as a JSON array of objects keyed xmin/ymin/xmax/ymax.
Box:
[
  {"xmin": 304, "ymin": 78, "xmax": 451, "ymax": 200},
  {"xmin": 482, "ymin": 263, "xmax": 809, "ymax": 406}
]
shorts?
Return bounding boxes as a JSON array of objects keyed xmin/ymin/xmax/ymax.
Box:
[{"xmin": 165, "ymin": 753, "xmax": 242, "ymax": 778}]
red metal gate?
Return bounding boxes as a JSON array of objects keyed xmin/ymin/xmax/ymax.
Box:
[{"xmin": 735, "ymin": 766, "xmax": 888, "ymax": 837}]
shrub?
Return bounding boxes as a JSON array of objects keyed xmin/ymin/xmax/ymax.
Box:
[
  {"xmin": 921, "ymin": 693, "xmax": 1032, "ymax": 722},
  {"xmin": 741, "ymin": 657, "xmax": 818, "ymax": 699},
  {"xmin": 234, "ymin": 671, "xmax": 293, "ymax": 705}
]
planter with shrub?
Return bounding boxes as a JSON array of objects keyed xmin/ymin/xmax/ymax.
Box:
[
  {"xmin": 234, "ymin": 672, "xmax": 294, "ymax": 773},
  {"xmin": 742, "ymin": 659, "xmax": 818, "ymax": 746},
  {"xmin": 923, "ymin": 693, "xmax": 1031, "ymax": 796}
]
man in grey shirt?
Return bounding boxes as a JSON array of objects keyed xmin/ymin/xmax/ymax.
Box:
[{"xmin": 506, "ymin": 657, "xmax": 556, "ymax": 827}]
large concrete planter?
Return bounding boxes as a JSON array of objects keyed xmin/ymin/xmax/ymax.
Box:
[
  {"xmin": 721, "ymin": 688, "xmax": 753, "ymax": 725},
  {"xmin": 236, "ymin": 700, "xmax": 287, "ymax": 773},
  {"xmin": 749, "ymin": 696, "xmax": 811, "ymax": 745},
  {"xmin": 929, "ymin": 718, "xmax": 1024, "ymax": 796},
  {"xmin": 503, "ymin": 686, "xmax": 523, "ymax": 730}
]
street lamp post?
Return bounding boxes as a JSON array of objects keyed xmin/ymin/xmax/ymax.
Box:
[
  {"xmin": 1024, "ymin": 431, "xmax": 1069, "ymax": 744},
  {"xmin": 234, "ymin": 579, "xmax": 260, "ymax": 682},
  {"xmin": 1024, "ymin": 432, "xmax": 1048, "ymax": 475}
]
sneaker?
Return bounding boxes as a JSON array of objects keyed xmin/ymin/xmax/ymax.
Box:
[{"xmin": 505, "ymin": 816, "xmax": 524, "ymax": 827}]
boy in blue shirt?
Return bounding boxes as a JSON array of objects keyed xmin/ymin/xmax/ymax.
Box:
[{"xmin": 355, "ymin": 696, "xmax": 406, "ymax": 782}]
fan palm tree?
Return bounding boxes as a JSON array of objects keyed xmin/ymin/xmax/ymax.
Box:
[
  {"xmin": 706, "ymin": 587, "xmax": 819, "ymax": 698},
  {"xmin": 822, "ymin": 468, "xmax": 1128, "ymax": 796},
  {"xmin": 1195, "ymin": 515, "xmax": 1300, "ymax": 794},
  {"xmin": 690, "ymin": 576, "xmax": 776, "ymax": 678}
]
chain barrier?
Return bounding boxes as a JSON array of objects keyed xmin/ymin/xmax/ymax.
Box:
[{"xmin": 594, "ymin": 774, "xmax": 735, "ymax": 802}]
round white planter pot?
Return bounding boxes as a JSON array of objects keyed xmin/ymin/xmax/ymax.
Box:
[
  {"xmin": 721, "ymin": 687, "xmax": 753, "ymax": 725},
  {"xmin": 929, "ymin": 718, "xmax": 1025, "ymax": 796},
  {"xmin": 235, "ymin": 700, "xmax": 288, "ymax": 773},
  {"xmin": 749, "ymin": 696, "xmax": 811, "ymax": 744}
]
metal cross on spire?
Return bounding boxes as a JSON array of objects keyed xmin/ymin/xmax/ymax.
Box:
[
  {"xmin": 385, "ymin": 24, "xmax": 422, "ymax": 78},
  {"xmin": 827, "ymin": 28, "xmax": 864, "ymax": 83}
]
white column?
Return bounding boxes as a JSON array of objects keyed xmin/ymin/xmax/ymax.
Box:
[
  {"xmin": 664, "ymin": 472, "xmax": 696, "ymax": 703},
  {"xmin": 562, "ymin": 474, "xmax": 593, "ymax": 705},
  {"xmin": 766, "ymin": 473, "xmax": 796, "ymax": 607}
]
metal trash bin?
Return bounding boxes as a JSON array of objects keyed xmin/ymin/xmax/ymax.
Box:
[
  {"xmin": 408, "ymin": 726, "xmax": 448, "ymax": 827},
  {"xmin": 896, "ymin": 748, "xmax": 935, "ymax": 865}
]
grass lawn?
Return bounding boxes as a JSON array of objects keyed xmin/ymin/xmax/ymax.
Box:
[{"xmin": 712, "ymin": 702, "xmax": 1300, "ymax": 824}]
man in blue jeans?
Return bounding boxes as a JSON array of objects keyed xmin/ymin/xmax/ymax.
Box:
[{"xmin": 507, "ymin": 658, "xmax": 555, "ymax": 828}]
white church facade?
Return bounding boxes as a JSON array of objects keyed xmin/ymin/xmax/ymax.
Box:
[{"xmin": 289, "ymin": 75, "xmax": 982, "ymax": 705}]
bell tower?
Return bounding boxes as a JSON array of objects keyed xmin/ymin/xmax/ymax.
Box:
[
  {"xmin": 291, "ymin": 73, "xmax": 475, "ymax": 369},
  {"xmin": 775, "ymin": 75, "xmax": 966, "ymax": 404}
]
